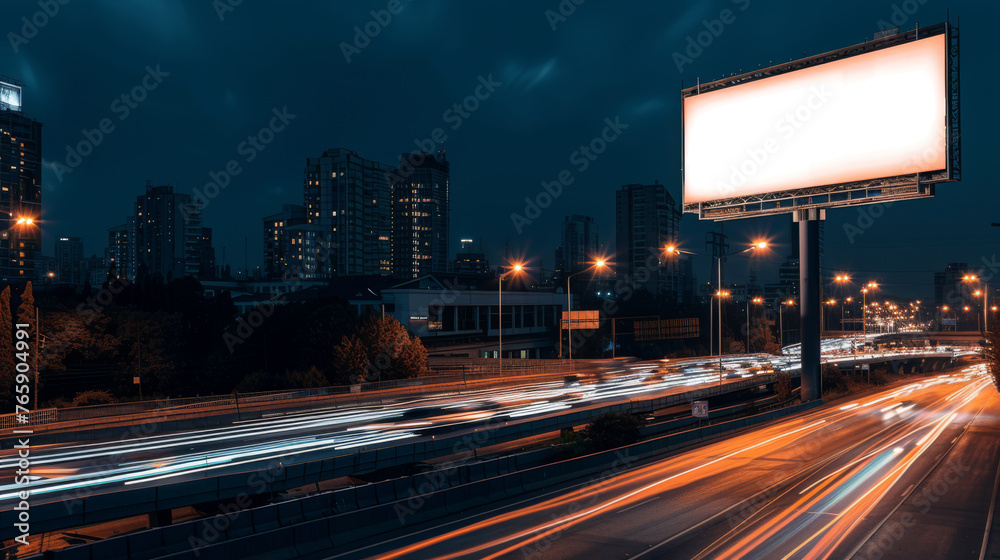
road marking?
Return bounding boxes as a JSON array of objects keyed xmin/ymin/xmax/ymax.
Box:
[{"xmin": 619, "ymin": 496, "xmax": 659, "ymax": 513}]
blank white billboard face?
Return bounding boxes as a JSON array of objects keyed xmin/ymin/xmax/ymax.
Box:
[{"xmin": 683, "ymin": 35, "xmax": 947, "ymax": 205}]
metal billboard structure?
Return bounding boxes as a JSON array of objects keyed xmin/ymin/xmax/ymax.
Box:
[
  {"xmin": 680, "ymin": 23, "xmax": 960, "ymax": 402},
  {"xmin": 682, "ymin": 23, "xmax": 960, "ymax": 221}
]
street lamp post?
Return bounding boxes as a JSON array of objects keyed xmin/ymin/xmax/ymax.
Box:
[
  {"xmin": 860, "ymin": 282, "xmax": 878, "ymax": 350},
  {"xmin": 964, "ymin": 275, "xmax": 989, "ymax": 334},
  {"xmin": 498, "ymin": 263, "xmax": 524, "ymax": 371},
  {"xmin": 780, "ymin": 299, "xmax": 795, "ymax": 350},
  {"xmin": 669, "ymin": 241, "xmax": 766, "ymax": 356},
  {"xmin": 747, "ymin": 296, "xmax": 762, "ymax": 353},
  {"xmin": 566, "ymin": 259, "xmax": 608, "ymax": 362}
]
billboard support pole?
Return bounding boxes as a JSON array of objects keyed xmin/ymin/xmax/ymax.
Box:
[{"xmin": 797, "ymin": 209, "xmax": 824, "ymax": 402}]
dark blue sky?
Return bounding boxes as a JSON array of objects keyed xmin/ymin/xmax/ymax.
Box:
[{"xmin": 0, "ymin": 0, "xmax": 995, "ymax": 298}]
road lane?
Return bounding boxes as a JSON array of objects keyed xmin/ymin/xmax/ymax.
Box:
[{"xmin": 327, "ymin": 364, "xmax": 992, "ymax": 560}]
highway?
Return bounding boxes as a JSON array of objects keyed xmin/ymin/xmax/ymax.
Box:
[
  {"xmin": 0, "ymin": 358, "xmax": 765, "ymax": 507},
  {"xmin": 0, "ymin": 345, "xmax": 964, "ymax": 510},
  {"xmin": 328, "ymin": 363, "xmax": 998, "ymax": 560}
]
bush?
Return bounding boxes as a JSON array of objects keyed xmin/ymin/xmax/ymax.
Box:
[
  {"xmin": 774, "ymin": 370, "xmax": 792, "ymax": 401},
  {"xmin": 582, "ymin": 412, "xmax": 642, "ymax": 452},
  {"xmin": 71, "ymin": 390, "xmax": 118, "ymax": 407},
  {"xmin": 559, "ymin": 427, "xmax": 577, "ymax": 443},
  {"xmin": 288, "ymin": 366, "xmax": 329, "ymax": 389}
]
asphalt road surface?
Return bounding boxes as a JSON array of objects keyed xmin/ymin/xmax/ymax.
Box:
[{"xmin": 327, "ymin": 363, "xmax": 999, "ymax": 560}]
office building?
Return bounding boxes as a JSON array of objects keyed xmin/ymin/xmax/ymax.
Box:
[
  {"xmin": 391, "ymin": 150, "xmax": 450, "ymax": 278},
  {"xmin": 556, "ymin": 215, "xmax": 600, "ymax": 282},
  {"xmin": 110, "ymin": 183, "xmax": 212, "ymax": 281},
  {"xmin": 55, "ymin": 236, "xmax": 83, "ymax": 284},
  {"xmin": 615, "ymin": 182, "xmax": 683, "ymax": 300},
  {"xmin": 107, "ymin": 219, "xmax": 135, "ymax": 280},
  {"xmin": 0, "ymin": 78, "xmax": 41, "ymax": 281},
  {"xmin": 262, "ymin": 204, "xmax": 328, "ymax": 279},
  {"xmin": 304, "ymin": 148, "xmax": 392, "ymax": 277},
  {"xmin": 453, "ymin": 237, "xmax": 490, "ymax": 276}
]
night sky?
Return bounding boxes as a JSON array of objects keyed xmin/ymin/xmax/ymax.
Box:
[{"xmin": 1, "ymin": 0, "xmax": 995, "ymax": 299}]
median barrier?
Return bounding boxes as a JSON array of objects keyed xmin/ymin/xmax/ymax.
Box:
[{"xmin": 293, "ymin": 519, "xmax": 333, "ymax": 557}]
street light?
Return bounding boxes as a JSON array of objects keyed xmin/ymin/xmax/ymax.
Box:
[
  {"xmin": 860, "ymin": 281, "xmax": 878, "ymax": 344},
  {"xmin": 668, "ymin": 240, "xmax": 766, "ymax": 356},
  {"xmin": 963, "ymin": 275, "xmax": 989, "ymax": 333},
  {"xmin": 747, "ymin": 296, "xmax": 762, "ymax": 353},
  {"xmin": 824, "ymin": 299, "xmax": 838, "ymax": 332},
  {"xmin": 717, "ymin": 241, "xmax": 767, "ymax": 356},
  {"xmin": 498, "ymin": 262, "xmax": 524, "ymax": 369},
  {"xmin": 566, "ymin": 258, "xmax": 609, "ymax": 362},
  {"xmin": 779, "ymin": 299, "xmax": 796, "ymax": 350}
]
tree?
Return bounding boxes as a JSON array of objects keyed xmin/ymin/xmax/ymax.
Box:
[
  {"xmin": 751, "ymin": 315, "xmax": 781, "ymax": 355},
  {"xmin": 582, "ymin": 412, "xmax": 642, "ymax": 452},
  {"xmin": 985, "ymin": 317, "xmax": 1000, "ymax": 392},
  {"xmin": 392, "ymin": 336, "xmax": 428, "ymax": 379},
  {"xmin": 289, "ymin": 366, "xmax": 329, "ymax": 388},
  {"xmin": 774, "ymin": 369, "xmax": 792, "ymax": 401},
  {"xmin": 0, "ymin": 287, "xmax": 13, "ymax": 407},
  {"xmin": 332, "ymin": 333, "xmax": 368, "ymax": 384},
  {"xmin": 16, "ymin": 281, "xmax": 34, "ymax": 327},
  {"xmin": 332, "ymin": 315, "xmax": 428, "ymax": 384},
  {"xmin": 71, "ymin": 390, "xmax": 117, "ymax": 407}
]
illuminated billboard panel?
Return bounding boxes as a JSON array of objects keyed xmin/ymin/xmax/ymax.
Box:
[
  {"xmin": 682, "ymin": 25, "xmax": 958, "ymax": 219},
  {"xmin": 0, "ymin": 81, "xmax": 21, "ymax": 111}
]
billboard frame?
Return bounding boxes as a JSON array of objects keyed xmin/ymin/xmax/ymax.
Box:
[{"xmin": 681, "ymin": 22, "xmax": 960, "ymax": 221}]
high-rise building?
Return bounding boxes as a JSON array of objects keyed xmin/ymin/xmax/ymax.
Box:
[
  {"xmin": 129, "ymin": 183, "xmax": 211, "ymax": 280},
  {"xmin": 199, "ymin": 228, "xmax": 216, "ymax": 280},
  {"xmin": 107, "ymin": 219, "xmax": 135, "ymax": 280},
  {"xmin": 304, "ymin": 148, "xmax": 392, "ymax": 277},
  {"xmin": 262, "ymin": 204, "xmax": 328, "ymax": 279},
  {"xmin": 0, "ymin": 78, "xmax": 41, "ymax": 282},
  {"xmin": 615, "ymin": 182, "xmax": 683, "ymax": 299},
  {"xmin": 934, "ymin": 262, "xmax": 971, "ymax": 308},
  {"xmin": 55, "ymin": 236, "xmax": 84, "ymax": 284},
  {"xmin": 557, "ymin": 215, "xmax": 600, "ymax": 281},
  {"xmin": 454, "ymin": 237, "xmax": 490, "ymax": 276},
  {"xmin": 79, "ymin": 254, "xmax": 106, "ymax": 287},
  {"xmin": 264, "ymin": 204, "xmax": 306, "ymax": 278},
  {"xmin": 390, "ymin": 151, "xmax": 450, "ymax": 278}
]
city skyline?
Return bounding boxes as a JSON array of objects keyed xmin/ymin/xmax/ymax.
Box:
[{"xmin": 0, "ymin": 1, "xmax": 996, "ymax": 298}]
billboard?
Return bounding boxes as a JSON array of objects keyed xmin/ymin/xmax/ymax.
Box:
[
  {"xmin": 634, "ymin": 317, "xmax": 699, "ymax": 341},
  {"xmin": 682, "ymin": 23, "xmax": 959, "ymax": 220},
  {"xmin": 561, "ymin": 310, "xmax": 600, "ymax": 330},
  {"xmin": 0, "ymin": 81, "xmax": 21, "ymax": 111}
]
